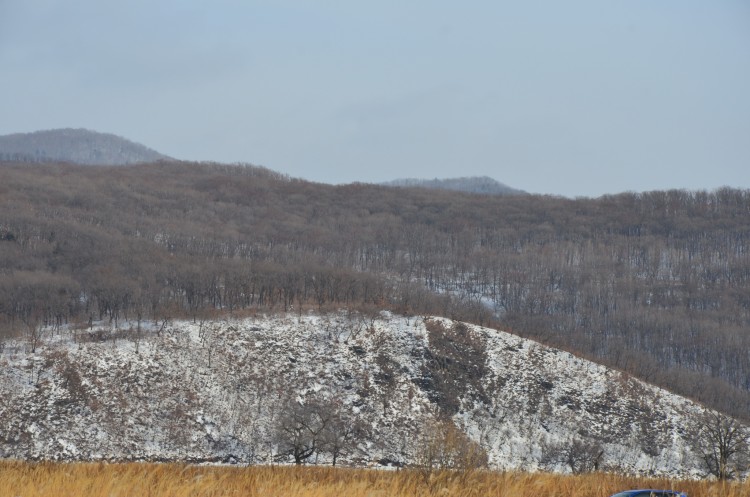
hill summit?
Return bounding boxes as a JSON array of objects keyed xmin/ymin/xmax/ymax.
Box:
[
  {"xmin": 382, "ymin": 176, "xmax": 527, "ymax": 195},
  {"xmin": 0, "ymin": 128, "xmax": 171, "ymax": 165}
]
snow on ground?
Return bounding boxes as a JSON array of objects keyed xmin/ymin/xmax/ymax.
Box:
[{"xmin": 0, "ymin": 311, "xmax": 713, "ymax": 475}]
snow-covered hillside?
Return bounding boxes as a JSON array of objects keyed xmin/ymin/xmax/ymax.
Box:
[
  {"xmin": 0, "ymin": 128, "xmax": 171, "ymax": 165},
  {"xmin": 0, "ymin": 312, "xmax": 719, "ymax": 475}
]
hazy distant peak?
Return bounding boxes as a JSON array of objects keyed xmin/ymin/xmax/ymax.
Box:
[
  {"xmin": 0, "ymin": 128, "xmax": 172, "ymax": 165},
  {"xmin": 382, "ymin": 176, "xmax": 527, "ymax": 196}
]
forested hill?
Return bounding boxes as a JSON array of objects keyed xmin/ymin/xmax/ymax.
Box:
[
  {"xmin": 381, "ymin": 176, "xmax": 527, "ymax": 195},
  {"xmin": 1, "ymin": 160, "xmax": 749, "ymax": 420},
  {"xmin": 0, "ymin": 129, "xmax": 172, "ymax": 165}
]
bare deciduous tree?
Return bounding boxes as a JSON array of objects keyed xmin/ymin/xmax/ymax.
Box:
[
  {"xmin": 319, "ymin": 400, "xmax": 366, "ymax": 466},
  {"xmin": 22, "ymin": 309, "xmax": 45, "ymax": 354},
  {"xmin": 691, "ymin": 410, "xmax": 749, "ymax": 480},
  {"xmin": 541, "ymin": 438, "xmax": 605, "ymax": 474},
  {"xmin": 273, "ymin": 396, "xmax": 332, "ymax": 465}
]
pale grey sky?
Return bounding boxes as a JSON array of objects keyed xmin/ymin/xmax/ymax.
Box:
[{"xmin": 1, "ymin": 1, "xmax": 749, "ymax": 197}]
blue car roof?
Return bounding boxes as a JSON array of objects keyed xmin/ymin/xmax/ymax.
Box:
[{"xmin": 617, "ymin": 491, "xmax": 686, "ymax": 496}]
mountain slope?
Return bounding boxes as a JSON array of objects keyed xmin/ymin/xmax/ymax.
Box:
[
  {"xmin": 382, "ymin": 176, "xmax": 527, "ymax": 195},
  {"xmin": 0, "ymin": 312, "xmax": 728, "ymax": 476},
  {"xmin": 0, "ymin": 128, "xmax": 171, "ymax": 165},
  {"xmin": 0, "ymin": 161, "xmax": 748, "ymax": 422}
]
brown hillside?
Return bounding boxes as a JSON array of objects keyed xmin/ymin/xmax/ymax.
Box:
[{"xmin": 0, "ymin": 160, "xmax": 748, "ymax": 418}]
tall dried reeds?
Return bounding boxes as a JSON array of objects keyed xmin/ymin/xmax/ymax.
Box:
[{"xmin": 0, "ymin": 461, "xmax": 748, "ymax": 497}]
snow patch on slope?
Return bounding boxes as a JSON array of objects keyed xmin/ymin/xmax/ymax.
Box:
[{"xmin": 0, "ymin": 312, "xmax": 710, "ymax": 475}]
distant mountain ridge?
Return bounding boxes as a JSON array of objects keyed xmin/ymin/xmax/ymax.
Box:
[
  {"xmin": 382, "ymin": 176, "xmax": 527, "ymax": 195},
  {"xmin": 0, "ymin": 128, "xmax": 171, "ymax": 165}
]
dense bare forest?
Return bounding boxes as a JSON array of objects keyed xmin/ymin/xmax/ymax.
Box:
[{"xmin": 1, "ymin": 161, "xmax": 748, "ymax": 419}]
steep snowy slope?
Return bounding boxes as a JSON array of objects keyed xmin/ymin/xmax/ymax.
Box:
[{"xmin": 0, "ymin": 312, "xmax": 721, "ymax": 475}]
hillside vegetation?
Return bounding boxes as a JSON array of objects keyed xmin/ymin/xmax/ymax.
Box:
[{"xmin": 0, "ymin": 160, "xmax": 748, "ymax": 419}]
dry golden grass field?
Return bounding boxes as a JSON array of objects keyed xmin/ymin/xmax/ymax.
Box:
[{"xmin": 0, "ymin": 462, "xmax": 748, "ymax": 497}]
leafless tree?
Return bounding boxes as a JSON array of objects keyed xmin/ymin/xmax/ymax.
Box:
[
  {"xmin": 273, "ymin": 396, "xmax": 333, "ymax": 464},
  {"xmin": 541, "ymin": 438, "xmax": 605, "ymax": 474},
  {"xmin": 22, "ymin": 309, "xmax": 45, "ymax": 354},
  {"xmin": 691, "ymin": 410, "xmax": 749, "ymax": 480},
  {"xmin": 319, "ymin": 400, "xmax": 367, "ymax": 466}
]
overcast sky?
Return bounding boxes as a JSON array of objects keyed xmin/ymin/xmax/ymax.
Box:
[{"xmin": 1, "ymin": 1, "xmax": 748, "ymax": 197}]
